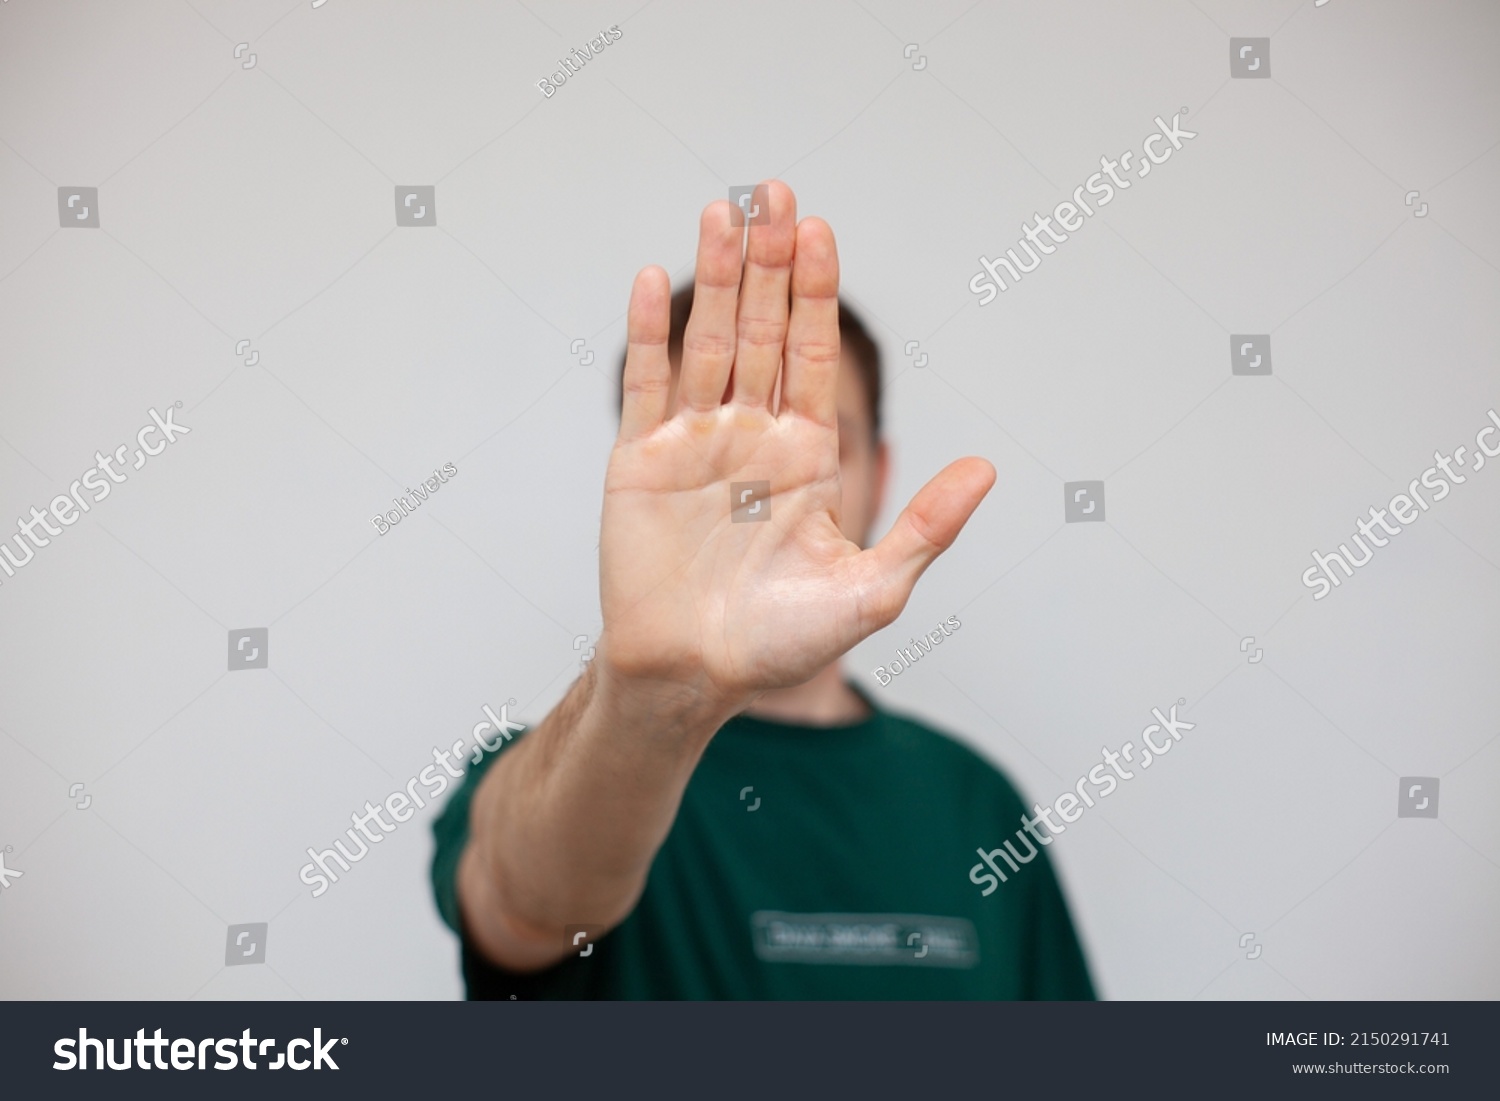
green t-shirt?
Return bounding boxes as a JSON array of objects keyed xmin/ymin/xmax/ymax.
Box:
[{"xmin": 430, "ymin": 684, "xmax": 1095, "ymax": 1000}]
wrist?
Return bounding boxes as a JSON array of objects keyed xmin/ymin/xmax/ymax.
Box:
[{"xmin": 589, "ymin": 648, "xmax": 750, "ymax": 745}]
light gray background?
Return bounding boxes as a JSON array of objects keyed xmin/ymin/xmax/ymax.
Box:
[{"xmin": 1, "ymin": 0, "xmax": 1497, "ymax": 1000}]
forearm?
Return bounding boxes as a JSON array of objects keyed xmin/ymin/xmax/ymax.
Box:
[{"xmin": 457, "ymin": 657, "xmax": 746, "ymax": 972}]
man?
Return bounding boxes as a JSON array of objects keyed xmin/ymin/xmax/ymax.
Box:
[{"xmin": 431, "ymin": 180, "xmax": 1094, "ymax": 998}]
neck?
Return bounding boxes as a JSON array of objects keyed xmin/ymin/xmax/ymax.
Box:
[{"xmin": 742, "ymin": 663, "xmax": 870, "ymax": 726}]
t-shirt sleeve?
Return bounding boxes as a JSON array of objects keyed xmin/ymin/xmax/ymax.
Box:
[
  {"xmin": 969, "ymin": 749, "xmax": 1097, "ymax": 1001},
  {"xmin": 429, "ymin": 730, "xmax": 602, "ymax": 999},
  {"xmin": 429, "ymin": 738, "xmax": 499, "ymax": 937},
  {"xmin": 1021, "ymin": 844, "xmax": 1097, "ymax": 1000}
]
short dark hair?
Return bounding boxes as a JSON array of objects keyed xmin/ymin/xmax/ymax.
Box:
[{"xmin": 615, "ymin": 283, "xmax": 884, "ymax": 439}]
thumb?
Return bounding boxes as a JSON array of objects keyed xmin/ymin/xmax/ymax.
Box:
[{"xmin": 857, "ymin": 456, "xmax": 996, "ymax": 630}]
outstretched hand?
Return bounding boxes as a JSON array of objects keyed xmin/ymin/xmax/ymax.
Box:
[{"xmin": 599, "ymin": 180, "xmax": 995, "ymax": 704}]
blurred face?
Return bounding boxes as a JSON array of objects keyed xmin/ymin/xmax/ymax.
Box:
[
  {"xmin": 658, "ymin": 349, "xmax": 891, "ymax": 548},
  {"xmin": 831, "ymin": 352, "xmax": 890, "ymax": 549}
]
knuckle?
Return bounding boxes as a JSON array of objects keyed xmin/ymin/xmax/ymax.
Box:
[
  {"xmin": 683, "ymin": 331, "xmax": 736, "ymax": 360},
  {"xmin": 790, "ymin": 338, "xmax": 840, "ymax": 365},
  {"xmin": 735, "ymin": 318, "xmax": 785, "ymax": 348},
  {"xmin": 622, "ymin": 373, "xmax": 670, "ymax": 397}
]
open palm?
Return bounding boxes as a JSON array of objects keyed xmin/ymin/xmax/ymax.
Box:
[{"xmin": 599, "ymin": 181, "xmax": 994, "ymax": 700}]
